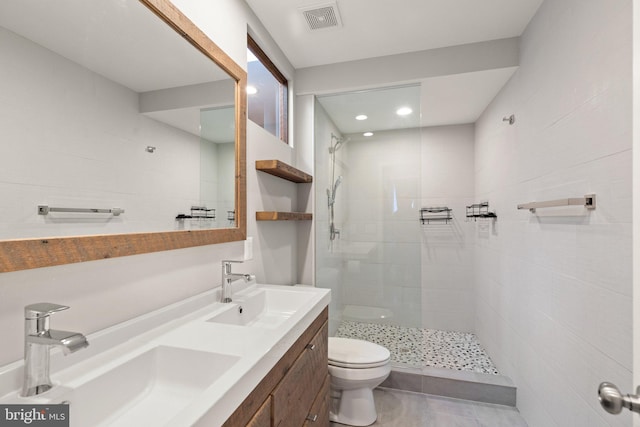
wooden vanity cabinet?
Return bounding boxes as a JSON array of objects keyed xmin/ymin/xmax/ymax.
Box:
[
  {"xmin": 246, "ymin": 397, "xmax": 271, "ymax": 427},
  {"xmin": 223, "ymin": 308, "xmax": 329, "ymax": 427},
  {"xmin": 272, "ymin": 320, "xmax": 328, "ymax": 427},
  {"xmin": 303, "ymin": 375, "xmax": 330, "ymax": 427}
]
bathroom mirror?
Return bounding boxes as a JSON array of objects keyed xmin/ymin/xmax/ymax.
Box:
[{"xmin": 0, "ymin": 0, "xmax": 247, "ymax": 272}]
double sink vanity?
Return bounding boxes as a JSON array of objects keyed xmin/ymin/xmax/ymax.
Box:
[{"xmin": 0, "ymin": 283, "xmax": 331, "ymax": 426}]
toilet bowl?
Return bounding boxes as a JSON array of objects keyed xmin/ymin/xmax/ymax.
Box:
[{"xmin": 328, "ymin": 337, "xmax": 391, "ymax": 426}]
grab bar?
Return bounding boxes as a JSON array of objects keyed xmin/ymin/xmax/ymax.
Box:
[
  {"xmin": 38, "ymin": 205, "xmax": 125, "ymax": 216},
  {"xmin": 517, "ymin": 194, "xmax": 596, "ymax": 213}
]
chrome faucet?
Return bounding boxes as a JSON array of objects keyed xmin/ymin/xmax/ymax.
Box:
[
  {"xmin": 22, "ymin": 303, "xmax": 89, "ymax": 397},
  {"xmin": 221, "ymin": 260, "xmax": 253, "ymax": 303}
]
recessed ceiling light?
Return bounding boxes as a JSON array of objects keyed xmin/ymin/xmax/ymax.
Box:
[
  {"xmin": 355, "ymin": 114, "xmax": 368, "ymax": 121},
  {"xmin": 396, "ymin": 107, "xmax": 413, "ymax": 116},
  {"xmin": 363, "ymin": 132, "xmax": 373, "ymax": 137},
  {"xmin": 247, "ymin": 85, "xmax": 258, "ymax": 95}
]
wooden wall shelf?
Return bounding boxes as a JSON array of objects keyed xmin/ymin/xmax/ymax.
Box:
[
  {"xmin": 255, "ymin": 160, "xmax": 313, "ymax": 222},
  {"xmin": 256, "ymin": 211, "xmax": 313, "ymax": 221},
  {"xmin": 256, "ymin": 160, "xmax": 313, "ymax": 183}
]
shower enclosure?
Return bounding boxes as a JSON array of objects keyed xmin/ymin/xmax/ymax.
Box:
[
  {"xmin": 314, "ymin": 85, "xmax": 499, "ymax": 375},
  {"xmin": 315, "ymin": 85, "xmax": 424, "ymax": 353}
]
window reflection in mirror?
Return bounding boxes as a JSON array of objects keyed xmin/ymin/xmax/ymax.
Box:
[{"xmin": 0, "ymin": 0, "xmax": 238, "ymax": 240}]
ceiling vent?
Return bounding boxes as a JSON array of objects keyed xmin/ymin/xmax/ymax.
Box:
[{"xmin": 301, "ymin": 2, "xmax": 343, "ymax": 31}]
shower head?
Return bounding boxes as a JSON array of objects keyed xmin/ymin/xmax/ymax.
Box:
[
  {"xmin": 329, "ymin": 133, "xmax": 350, "ymax": 153},
  {"xmin": 327, "ymin": 176, "xmax": 343, "ymax": 207},
  {"xmin": 333, "ymin": 175, "xmax": 343, "ymax": 194}
]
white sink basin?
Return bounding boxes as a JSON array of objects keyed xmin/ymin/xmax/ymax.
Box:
[
  {"xmin": 59, "ymin": 346, "xmax": 239, "ymax": 426},
  {"xmin": 206, "ymin": 286, "xmax": 315, "ymax": 329},
  {"xmin": 0, "ymin": 284, "xmax": 331, "ymax": 427}
]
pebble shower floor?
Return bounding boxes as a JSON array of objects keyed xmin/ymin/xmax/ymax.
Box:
[{"xmin": 335, "ymin": 321, "xmax": 500, "ymax": 375}]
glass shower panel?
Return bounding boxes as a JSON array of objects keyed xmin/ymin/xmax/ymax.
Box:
[{"xmin": 314, "ymin": 85, "xmax": 422, "ymax": 337}]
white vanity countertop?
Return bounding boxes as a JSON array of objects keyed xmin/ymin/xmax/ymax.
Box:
[{"xmin": 0, "ymin": 283, "xmax": 331, "ymax": 426}]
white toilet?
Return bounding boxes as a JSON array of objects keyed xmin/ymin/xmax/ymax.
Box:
[{"xmin": 328, "ymin": 337, "xmax": 391, "ymax": 426}]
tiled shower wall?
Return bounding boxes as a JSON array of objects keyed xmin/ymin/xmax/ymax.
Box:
[
  {"xmin": 420, "ymin": 125, "xmax": 475, "ymax": 332},
  {"xmin": 473, "ymin": 0, "xmax": 632, "ymax": 426},
  {"xmin": 315, "ymin": 119, "xmax": 477, "ymax": 333},
  {"xmin": 340, "ymin": 128, "xmax": 423, "ymax": 328}
]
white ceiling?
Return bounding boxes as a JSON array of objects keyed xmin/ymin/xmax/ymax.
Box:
[
  {"xmin": 246, "ymin": 0, "xmax": 543, "ymax": 129},
  {"xmin": 246, "ymin": 0, "xmax": 543, "ymax": 69},
  {"xmin": 317, "ymin": 85, "xmax": 422, "ymax": 134},
  {"xmin": 316, "ymin": 67, "xmax": 520, "ymax": 134},
  {"xmin": 0, "ymin": 0, "xmax": 230, "ymax": 92},
  {"xmin": 419, "ymin": 67, "xmax": 519, "ymax": 127}
]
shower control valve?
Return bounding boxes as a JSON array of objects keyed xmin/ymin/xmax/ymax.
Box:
[{"xmin": 329, "ymin": 223, "xmax": 340, "ymax": 241}]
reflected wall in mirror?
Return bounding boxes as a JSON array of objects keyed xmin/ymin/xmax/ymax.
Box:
[
  {"xmin": 199, "ymin": 107, "xmax": 236, "ymax": 228},
  {"xmin": 0, "ymin": 0, "xmax": 247, "ymax": 272}
]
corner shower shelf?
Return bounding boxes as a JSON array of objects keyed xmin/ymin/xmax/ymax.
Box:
[
  {"xmin": 420, "ymin": 207, "xmax": 452, "ymax": 224},
  {"xmin": 466, "ymin": 202, "xmax": 497, "ymax": 219},
  {"xmin": 255, "ymin": 160, "xmax": 313, "ymax": 183},
  {"xmin": 256, "ymin": 211, "xmax": 313, "ymax": 221},
  {"xmin": 255, "ymin": 160, "xmax": 313, "ymax": 221}
]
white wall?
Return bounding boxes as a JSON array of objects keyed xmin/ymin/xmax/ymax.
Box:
[
  {"xmin": 474, "ymin": 0, "xmax": 632, "ymax": 425},
  {"xmin": 295, "ymin": 95, "xmax": 316, "ymax": 286},
  {"xmin": 246, "ymin": 123, "xmax": 301, "ymax": 286},
  {"xmin": 296, "ymin": 38, "xmax": 520, "ymax": 96},
  {"xmin": 0, "ymin": 0, "xmax": 302, "ymax": 367},
  {"xmin": 420, "ymin": 125, "xmax": 476, "ymax": 332}
]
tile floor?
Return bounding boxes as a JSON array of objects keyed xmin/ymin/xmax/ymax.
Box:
[
  {"xmin": 335, "ymin": 321, "xmax": 499, "ymax": 375},
  {"xmin": 330, "ymin": 388, "xmax": 529, "ymax": 427}
]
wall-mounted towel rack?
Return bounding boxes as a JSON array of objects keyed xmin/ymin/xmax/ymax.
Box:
[
  {"xmin": 517, "ymin": 194, "xmax": 596, "ymax": 213},
  {"xmin": 420, "ymin": 207, "xmax": 452, "ymax": 224},
  {"xmin": 38, "ymin": 205, "xmax": 124, "ymax": 216}
]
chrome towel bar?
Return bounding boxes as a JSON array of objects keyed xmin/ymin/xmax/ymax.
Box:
[
  {"xmin": 517, "ymin": 194, "xmax": 596, "ymax": 213},
  {"xmin": 38, "ymin": 205, "xmax": 125, "ymax": 216}
]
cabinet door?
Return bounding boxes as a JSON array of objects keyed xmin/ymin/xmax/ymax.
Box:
[
  {"xmin": 303, "ymin": 375, "xmax": 330, "ymax": 427},
  {"xmin": 246, "ymin": 397, "xmax": 271, "ymax": 427},
  {"xmin": 272, "ymin": 322, "xmax": 328, "ymax": 427}
]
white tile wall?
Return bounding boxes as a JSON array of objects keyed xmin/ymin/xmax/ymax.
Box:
[
  {"xmin": 474, "ymin": 0, "xmax": 632, "ymax": 425},
  {"xmin": 420, "ymin": 125, "xmax": 476, "ymax": 332},
  {"xmin": 313, "ymin": 122, "xmax": 477, "ymax": 331},
  {"xmin": 339, "ymin": 129, "xmax": 423, "ymax": 328}
]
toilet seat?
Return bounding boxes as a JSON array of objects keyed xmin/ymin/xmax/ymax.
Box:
[{"xmin": 329, "ymin": 337, "xmax": 390, "ymax": 369}]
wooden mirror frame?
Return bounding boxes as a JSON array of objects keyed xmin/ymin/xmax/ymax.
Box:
[{"xmin": 0, "ymin": 0, "xmax": 247, "ymax": 273}]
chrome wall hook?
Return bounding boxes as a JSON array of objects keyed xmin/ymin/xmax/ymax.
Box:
[{"xmin": 502, "ymin": 114, "xmax": 515, "ymax": 125}]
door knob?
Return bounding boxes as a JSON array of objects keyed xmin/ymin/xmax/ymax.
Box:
[{"xmin": 598, "ymin": 382, "xmax": 640, "ymax": 414}]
